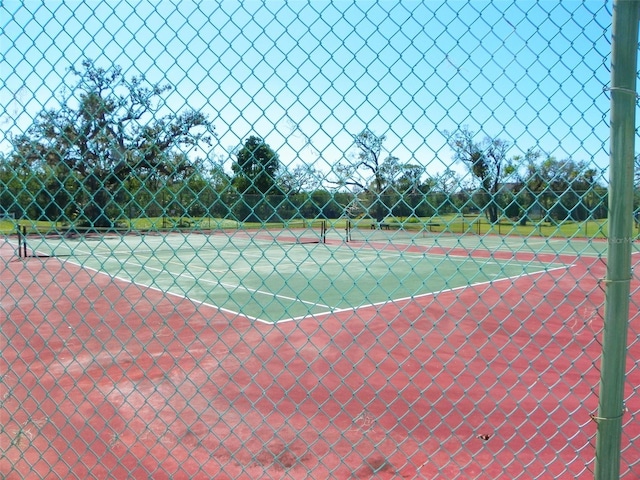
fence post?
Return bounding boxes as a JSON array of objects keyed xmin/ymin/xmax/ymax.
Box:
[{"xmin": 595, "ymin": 1, "xmax": 640, "ymax": 478}]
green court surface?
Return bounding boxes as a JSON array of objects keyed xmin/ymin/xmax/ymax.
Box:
[
  {"xmin": 346, "ymin": 226, "xmax": 610, "ymax": 258},
  {"xmin": 22, "ymin": 230, "xmax": 565, "ymax": 323}
]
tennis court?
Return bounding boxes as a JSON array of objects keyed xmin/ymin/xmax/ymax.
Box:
[
  {"xmin": 17, "ymin": 227, "xmax": 566, "ymax": 323},
  {"xmin": 3, "ymin": 226, "xmax": 640, "ymax": 478}
]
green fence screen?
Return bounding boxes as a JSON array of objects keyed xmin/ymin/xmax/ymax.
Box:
[{"xmin": 1, "ymin": 1, "xmax": 639, "ymax": 479}]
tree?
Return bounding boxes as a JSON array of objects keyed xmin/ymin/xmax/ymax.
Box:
[
  {"xmin": 335, "ymin": 130, "xmax": 385, "ymax": 191},
  {"xmin": 446, "ymin": 126, "xmax": 515, "ymax": 223},
  {"xmin": 334, "ymin": 130, "xmax": 432, "ymax": 221},
  {"xmin": 334, "ymin": 129, "xmax": 394, "ymax": 221},
  {"xmin": 231, "ymin": 135, "xmax": 280, "ymax": 222},
  {"xmin": 522, "ymin": 156, "xmax": 605, "ymax": 221},
  {"xmin": 231, "ymin": 136, "xmax": 280, "ymax": 195},
  {"xmin": 374, "ymin": 159, "xmax": 432, "ymax": 218},
  {"xmin": 277, "ymin": 164, "xmax": 322, "ymax": 195},
  {"xmin": 8, "ymin": 59, "xmax": 214, "ymax": 228},
  {"xmin": 423, "ymin": 169, "xmax": 462, "ymax": 215}
]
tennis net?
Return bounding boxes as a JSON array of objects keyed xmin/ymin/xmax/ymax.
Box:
[
  {"xmin": 277, "ymin": 219, "xmax": 326, "ymax": 244},
  {"xmin": 15, "ymin": 220, "xmax": 327, "ymax": 259}
]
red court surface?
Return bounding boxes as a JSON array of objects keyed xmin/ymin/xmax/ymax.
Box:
[{"xmin": 1, "ymin": 239, "xmax": 640, "ymax": 479}]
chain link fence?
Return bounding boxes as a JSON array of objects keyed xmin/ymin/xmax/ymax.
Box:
[{"xmin": 1, "ymin": 1, "xmax": 639, "ymax": 478}]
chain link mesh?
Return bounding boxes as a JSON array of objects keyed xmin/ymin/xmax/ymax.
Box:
[{"xmin": 1, "ymin": 1, "xmax": 638, "ymax": 478}]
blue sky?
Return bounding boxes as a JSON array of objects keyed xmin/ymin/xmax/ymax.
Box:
[{"xmin": 0, "ymin": 0, "xmax": 614, "ymax": 185}]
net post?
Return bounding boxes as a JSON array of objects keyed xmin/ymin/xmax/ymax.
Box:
[
  {"xmin": 22, "ymin": 225, "xmax": 27, "ymax": 258},
  {"xmin": 17, "ymin": 222, "xmax": 22, "ymax": 258}
]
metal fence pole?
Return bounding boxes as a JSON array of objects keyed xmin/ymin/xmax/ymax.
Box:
[{"xmin": 595, "ymin": 1, "xmax": 640, "ymax": 478}]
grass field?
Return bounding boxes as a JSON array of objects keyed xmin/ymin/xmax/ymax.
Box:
[
  {"xmin": 350, "ymin": 214, "xmax": 612, "ymax": 238},
  {"xmin": 0, "ymin": 214, "xmax": 616, "ymax": 239}
]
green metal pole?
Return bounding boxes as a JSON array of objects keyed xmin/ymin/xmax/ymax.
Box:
[{"xmin": 595, "ymin": 2, "xmax": 640, "ymax": 478}]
